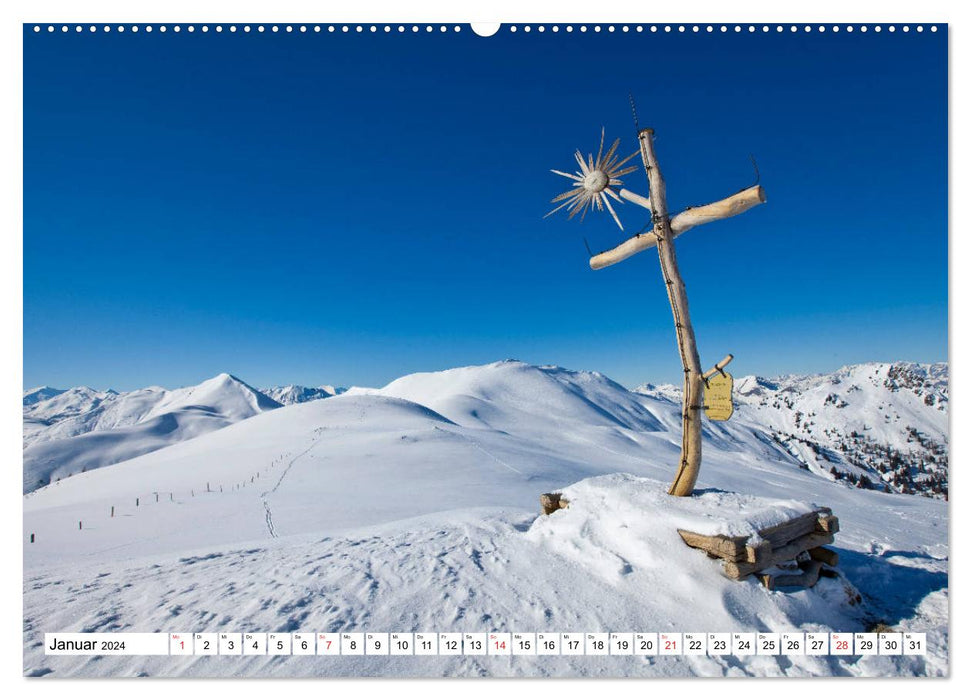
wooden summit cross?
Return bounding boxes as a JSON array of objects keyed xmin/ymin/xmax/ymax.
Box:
[{"xmin": 546, "ymin": 125, "xmax": 766, "ymax": 497}]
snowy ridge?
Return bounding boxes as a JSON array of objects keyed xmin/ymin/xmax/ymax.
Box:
[
  {"xmin": 23, "ymin": 386, "xmax": 119, "ymax": 444},
  {"xmin": 631, "ymin": 382, "xmax": 682, "ymax": 404},
  {"xmin": 635, "ymin": 362, "xmax": 948, "ymax": 499},
  {"xmin": 23, "ymin": 386, "xmax": 66, "ymax": 406},
  {"xmin": 260, "ymin": 384, "xmax": 344, "ymax": 405},
  {"xmin": 22, "ymin": 374, "xmax": 281, "ymax": 492},
  {"xmin": 22, "ymin": 361, "xmax": 948, "ymax": 677},
  {"xmin": 375, "ymin": 360, "xmax": 665, "ymax": 434}
]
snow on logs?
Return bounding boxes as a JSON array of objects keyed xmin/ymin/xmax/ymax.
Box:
[
  {"xmin": 678, "ymin": 507, "xmax": 840, "ymax": 589},
  {"xmin": 589, "ymin": 185, "xmax": 767, "ymax": 270}
]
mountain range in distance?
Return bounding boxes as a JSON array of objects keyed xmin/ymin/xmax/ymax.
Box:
[
  {"xmin": 23, "ymin": 361, "xmax": 946, "ymax": 500},
  {"xmin": 22, "ymin": 375, "xmax": 344, "ymax": 493},
  {"xmin": 635, "ymin": 361, "xmax": 948, "ymax": 500}
]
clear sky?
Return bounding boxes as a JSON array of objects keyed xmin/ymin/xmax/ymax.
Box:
[{"xmin": 23, "ymin": 25, "xmax": 947, "ymax": 392}]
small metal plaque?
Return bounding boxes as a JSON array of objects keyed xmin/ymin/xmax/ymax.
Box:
[{"xmin": 705, "ymin": 372, "xmax": 734, "ymax": 421}]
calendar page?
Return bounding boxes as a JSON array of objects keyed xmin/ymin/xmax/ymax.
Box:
[{"xmin": 21, "ymin": 12, "xmax": 948, "ymax": 681}]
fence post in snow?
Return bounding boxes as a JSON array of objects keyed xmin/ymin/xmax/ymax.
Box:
[
  {"xmin": 136, "ymin": 497, "xmax": 139, "ymax": 507},
  {"xmin": 111, "ymin": 506, "xmax": 114, "ymax": 517}
]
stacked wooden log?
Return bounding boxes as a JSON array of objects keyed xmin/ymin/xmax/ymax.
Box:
[
  {"xmin": 540, "ymin": 492, "xmax": 570, "ymax": 515},
  {"xmin": 678, "ymin": 507, "xmax": 840, "ymax": 590}
]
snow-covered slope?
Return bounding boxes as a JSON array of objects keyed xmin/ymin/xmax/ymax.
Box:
[
  {"xmin": 631, "ymin": 382, "xmax": 681, "ymax": 404},
  {"xmin": 370, "ymin": 360, "xmax": 665, "ymax": 434},
  {"xmin": 22, "ymin": 361, "xmax": 948, "ymax": 678},
  {"xmin": 260, "ymin": 384, "xmax": 344, "ymax": 405},
  {"xmin": 636, "ymin": 362, "xmax": 948, "ymax": 499},
  {"xmin": 22, "ymin": 374, "xmax": 281, "ymax": 492},
  {"xmin": 23, "ymin": 386, "xmax": 119, "ymax": 444}
]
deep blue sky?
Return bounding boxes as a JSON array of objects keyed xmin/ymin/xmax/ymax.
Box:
[{"xmin": 24, "ymin": 25, "xmax": 947, "ymax": 391}]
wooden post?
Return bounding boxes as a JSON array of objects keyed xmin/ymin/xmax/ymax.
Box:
[
  {"xmin": 30, "ymin": 533, "xmax": 34, "ymax": 543},
  {"xmin": 111, "ymin": 506, "xmax": 114, "ymax": 518},
  {"xmin": 637, "ymin": 128, "xmax": 704, "ymax": 497},
  {"xmin": 155, "ymin": 492, "xmax": 159, "ymax": 503},
  {"xmin": 136, "ymin": 497, "xmax": 139, "ymax": 507},
  {"xmin": 79, "ymin": 521, "xmax": 82, "ymax": 530}
]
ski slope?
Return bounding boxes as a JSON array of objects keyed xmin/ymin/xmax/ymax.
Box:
[{"xmin": 22, "ymin": 361, "xmax": 948, "ymax": 677}]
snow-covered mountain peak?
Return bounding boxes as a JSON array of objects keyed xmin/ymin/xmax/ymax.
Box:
[
  {"xmin": 735, "ymin": 361, "xmax": 948, "ymax": 405},
  {"xmin": 23, "ymin": 386, "xmax": 66, "ymax": 406},
  {"xmin": 260, "ymin": 384, "xmax": 344, "ymax": 406},
  {"xmin": 731, "ymin": 362, "xmax": 947, "ymax": 498},
  {"xmin": 632, "ymin": 382, "xmax": 682, "ymax": 403},
  {"xmin": 377, "ymin": 360, "xmax": 665, "ymax": 433},
  {"xmin": 169, "ymin": 372, "xmax": 281, "ymax": 417},
  {"xmin": 630, "ymin": 361, "xmax": 948, "ymax": 499},
  {"xmin": 24, "ymin": 386, "xmax": 118, "ymax": 423},
  {"xmin": 22, "ymin": 373, "xmax": 283, "ymax": 492},
  {"xmin": 734, "ymin": 375, "xmax": 780, "ymax": 397}
]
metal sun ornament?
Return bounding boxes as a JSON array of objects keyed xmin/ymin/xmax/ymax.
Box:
[{"xmin": 544, "ymin": 128, "xmax": 639, "ymax": 230}]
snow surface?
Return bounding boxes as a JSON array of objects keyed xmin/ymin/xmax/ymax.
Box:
[{"xmin": 22, "ymin": 361, "xmax": 948, "ymax": 677}]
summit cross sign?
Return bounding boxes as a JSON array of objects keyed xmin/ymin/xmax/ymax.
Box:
[{"xmin": 546, "ymin": 125, "xmax": 766, "ymax": 497}]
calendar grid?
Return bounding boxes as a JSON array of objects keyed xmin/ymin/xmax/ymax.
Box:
[{"xmin": 43, "ymin": 631, "xmax": 927, "ymax": 657}]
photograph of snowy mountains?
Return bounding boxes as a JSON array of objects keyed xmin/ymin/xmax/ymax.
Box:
[{"xmin": 23, "ymin": 23, "xmax": 947, "ymax": 678}]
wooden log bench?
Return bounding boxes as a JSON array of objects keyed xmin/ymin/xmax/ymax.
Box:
[
  {"xmin": 540, "ymin": 492, "xmax": 570, "ymax": 515},
  {"xmin": 678, "ymin": 508, "xmax": 840, "ymax": 589},
  {"xmin": 760, "ymin": 560, "xmax": 823, "ymax": 591}
]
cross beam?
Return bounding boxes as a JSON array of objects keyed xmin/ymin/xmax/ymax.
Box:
[
  {"xmin": 589, "ymin": 185, "xmax": 766, "ymax": 270},
  {"xmin": 617, "ymin": 128, "xmax": 764, "ymax": 496}
]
